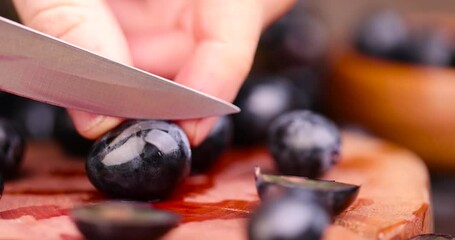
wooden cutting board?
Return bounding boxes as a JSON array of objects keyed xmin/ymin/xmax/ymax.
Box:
[{"xmin": 0, "ymin": 132, "xmax": 432, "ymax": 240}]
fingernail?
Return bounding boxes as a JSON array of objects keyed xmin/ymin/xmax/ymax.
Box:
[
  {"xmin": 178, "ymin": 117, "xmax": 219, "ymax": 147},
  {"xmin": 67, "ymin": 110, "xmax": 123, "ymax": 140}
]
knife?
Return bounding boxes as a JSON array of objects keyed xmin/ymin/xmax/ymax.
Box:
[{"xmin": 0, "ymin": 16, "xmax": 239, "ymax": 120}]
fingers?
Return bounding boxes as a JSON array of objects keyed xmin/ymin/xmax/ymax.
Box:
[
  {"xmin": 126, "ymin": 31, "xmax": 194, "ymax": 79},
  {"xmin": 114, "ymin": 0, "xmax": 296, "ymax": 78},
  {"xmin": 13, "ymin": 0, "xmax": 131, "ymax": 139},
  {"xmin": 66, "ymin": 110, "xmax": 124, "ymax": 140},
  {"xmin": 176, "ymin": 0, "xmax": 297, "ymax": 146},
  {"xmin": 175, "ymin": 0, "xmax": 263, "ymax": 145},
  {"xmin": 106, "ymin": 0, "xmax": 188, "ymax": 36},
  {"xmin": 261, "ymin": 0, "xmax": 297, "ymax": 28},
  {"xmin": 106, "ymin": 0, "xmax": 194, "ymax": 78}
]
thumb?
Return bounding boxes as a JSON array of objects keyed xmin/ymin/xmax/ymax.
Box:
[{"xmin": 12, "ymin": 0, "xmax": 131, "ymax": 139}]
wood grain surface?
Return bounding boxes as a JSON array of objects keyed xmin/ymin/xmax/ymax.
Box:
[{"xmin": 0, "ymin": 132, "xmax": 432, "ymax": 240}]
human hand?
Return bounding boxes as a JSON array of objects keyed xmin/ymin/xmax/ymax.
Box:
[{"xmin": 12, "ymin": 0, "xmax": 296, "ymax": 146}]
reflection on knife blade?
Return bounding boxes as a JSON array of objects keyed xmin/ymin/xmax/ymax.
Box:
[{"xmin": 0, "ymin": 16, "xmax": 239, "ymax": 120}]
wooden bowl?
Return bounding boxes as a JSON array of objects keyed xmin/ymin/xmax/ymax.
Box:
[{"xmin": 327, "ymin": 49, "xmax": 455, "ymax": 171}]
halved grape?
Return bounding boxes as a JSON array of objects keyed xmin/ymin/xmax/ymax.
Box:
[
  {"xmin": 72, "ymin": 201, "xmax": 180, "ymax": 240},
  {"xmin": 255, "ymin": 167, "xmax": 359, "ymax": 216}
]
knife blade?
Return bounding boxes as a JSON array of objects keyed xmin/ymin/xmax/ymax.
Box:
[{"xmin": 0, "ymin": 16, "xmax": 240, "ymax": 120}]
